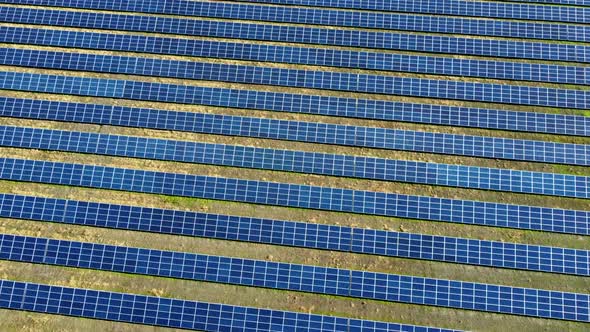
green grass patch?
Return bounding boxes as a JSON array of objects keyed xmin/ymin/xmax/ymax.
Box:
[
  {"xmin": 157, "ymin": 195, "xmax": 214, "ymax": 209},
  {"xmin": 552, "ymin": 165, "xmax": 590, "ymax": 176},
  {"xmin": 582, "ymin": 110, "xmax": 590, "ymax": 117}
]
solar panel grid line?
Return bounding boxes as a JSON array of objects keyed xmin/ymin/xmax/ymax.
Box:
[
  {"xmin": 1, "ymin": 1, "xmax": 589, "ymax": 41},
  {"xmin": 1, "ymin": 15, "xmax": 589, "ymax": 63},
  {"xmin": 1, "ymin": 193, "xmax": 588, "ymax": 273},
  {"xmin": 2, "ymin": 125, "xmax": 589, "ymax": 199},
  {"xmin": 2, "ymin": 48, "xmax": 588, "ymax": 109},
  {"xmin": 2, "ymin": 94, "xmax": 588, "ymax": 140},
  {"xmin": 0, "ymin": 85, "xmax": 590, "ymax": 165},
  {"xmin": 1, "ymin": 74, "xmax": 588, "ymax": 165},
  {"xmin": 1, "ymin": 24, "xmax": 587, "ymax": 86},
  {"xmin": 0, "ymin": 234, "xmax": 589, "ymax": 322},
  {"xmin": 1, "ymin": 158, "xmax": 588, "ymax": 235},
  {"xmin": 0, "ymin": 280, "xmax": 459, "ymax": 332},
  {"xmin": 210, "ymin": 0, "xmax": 590, "ymax": 23}
]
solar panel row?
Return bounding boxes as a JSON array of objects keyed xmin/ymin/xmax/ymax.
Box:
[
  {"xmin": 1, "ymin": 92, "xmax": 588, "ymax": 166},
  {"xmin": 213, "ymin": 0, "xmax": 590, "ymax": 23},
  {"xmin": 1, "ymin": 158, "xmax": 588, "ymax": 235},
  {"xmin": 1, "ymin": 1, "xmax": 587, "ymax": 41},
  {"xmin": 1, "ymin": 234, "xmax": 588, "ymax": 321},
  {"xmin": 4, "ymin": 49, "xmax": 588, "ymax": 109},
  {"xmin": 2, "ymin": 126, "xmax": 588, "ymax": 199},
  {"xmin": 2, "ymin": 193, "xmax": 588, "ymax": 273},
  {"xmin": 2, "ymin": 16, "xmax": 588, "ymax": 62},
  {"xmin": 494, "ymin": 0, "xmax": 590, "ymax": 5},
  {"xmin": 0, "ymin": 280, "xmax": 454, "ymax": 332},
  {"xmin": 2, "ymin": 22, "xmax": 586, "ymax": 85},
  {"xmin": 2, "ymin": 94, "xmax": 587, "ymax": 140}
]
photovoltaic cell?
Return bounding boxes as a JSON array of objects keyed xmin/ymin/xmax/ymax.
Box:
[
  {"xmin": 0, "ymin": 280, "xmax": 455, "ymax": 331},
  {"xmin": 1, "ymin": 24, "xmax": 586, "ymax": 86},
  {"xmin": 3, "ymin": 49, "xmax": 588, "ymax": 109},
  {"xmin": 1, "ymin": 18, "xmax": 588, "ymax": 63},
  {"xmin": 1, "ymin": 1, "xmax": 588, "ymax": 41},
  {"xmin": 1, "ymin": 234, "xmax": 589, "ymax": 321},
  {"xmin": 1, "ymin": 95, "xmax": 588, "ymax": 166},
  {"xmin": 207, "ymin": 0, "xmax": 590, "ymax": 23},
  {"xmin": 0, "ymin": 158, "xmax": 588, "ymax": 235},
  {"xmin": 2, "ymin": 126, "xmax": 589, "ymax": 199},
  {"xmin": 494, "ymin": 0, "xmax": 590, "ymax": 5},
  {"xmin": 2, "ymin": 193, "xmax": 589, "ymax": 271},
  {"xmin": 1, "ymin": 95, "xmax": 588, "ymax": 139}
]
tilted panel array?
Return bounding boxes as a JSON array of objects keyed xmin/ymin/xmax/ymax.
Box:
[
  {"xmin": 1, "ymin": 1, "xmax": 588, "ymax": 41},
  {"xmin": 203, "ymin": 0, "xmax": 590, "ymax": 23},
  {"xmin": 0, "ymin": 280, "xmax": 456, "ymax": 331},
  {"xmin": 2, "ymin": 126, "xmax": 589, "ymax": 199},
  {"xmin": 1, "ymin": 234, "xmax": 589, "ymax": 321},
  {"xmin": 1, "ymin": 94, "xmax": 588, "ymax": 138},
  {"xmin": 1, "ymin": 91, "xmax": 588, "ymax": 166},
  {"xmin": 1, "ymin": 193, "xmax": 589, "ymax": 273},
  {"xmin": 2, "ymin": 19, "xmax": 588, "ymax": 62},
  {"xmin": 2, "ymin": 48, "xmax": 588, "ymax": 109},
  {"xmin": 0, "ymin": 17, "xmax": 587, "ymax": 85},
  {"xmin": 0, "ymin": 158, "xmax": 587, "ymax": 235}
]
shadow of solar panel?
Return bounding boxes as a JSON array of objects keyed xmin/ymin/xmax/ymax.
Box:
[
  {"xmin": 1, "ymin": 18, "xmax": 588, "ymax": 62},
  {"xmin": 0, "ymin": 158, "xmax": 588, "ymax": 235},
  {"xmin": 1, "ymin": 193, "xmax": 588, "ymax": 273},
  {"xmin": 0, "ymin": 280, "xmax": 458, "ymax": 331},
  {"xmin": 184, "ymin": 0, "xmax": 590, "ymax": 23},
  {"xmin": 1, "ymin": 1, "xmax": 588, "ymax": 42},
  {"xmin": 1, "ymin": 94, "xmax": 587, "ymax": 166},
  {"xmin": 2, "ymin": 126, "xmax": 588, "ymax": 199},
  {"xmin": 1, "ymin": 234, "xmax": 589, "ymax": 321},
  {"xmin": 2, "ymin": 48, "xmax": 589, "ymax": 109},
  {"xmin": 2, "ymin": 22, "xmax": 587, "ymax": 85}
]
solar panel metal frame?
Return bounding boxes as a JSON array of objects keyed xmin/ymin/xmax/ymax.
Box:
[
  {"xmin": 1, "ymin": 234, "xmax": 588, "ymax": 322},
  {"xmin": 2, "ymin": 18, "xmax": 586, "ymax": 85},
  {"xmin": 1, "ymin": 14, "xmax": 588, "ymax": 63},
  {"xmin": 2, "ymin": 48, "xmax": 588, "ymax": 110},
  {"xmin": 2, "ymin": 126, "xmax": 588, "ymax": 199},
  {"xmin": 1, "ymin": 193, "xmax": 588, "ymax": 273},
  {"xmin": 0, "ymin": 280, "xmax": 457, "ymax": 331},
  {"xmin": 1, "ymin": 0, "xmax": 588, "ymax": 41},
  {"xmin": 0, "ymin": 93, "xmax": 588, "ymax": 166},
  {"xmin": 0, "ymin": 158, "xmax": 588, "ymax": 235}
]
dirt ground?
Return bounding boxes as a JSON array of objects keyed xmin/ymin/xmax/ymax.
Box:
[{"xmin": 0, "ymin": 2, "xmax": 589, "ymax": 332}]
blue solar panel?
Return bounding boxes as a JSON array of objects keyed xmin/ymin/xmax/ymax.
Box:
[
  {"xmin": 2, "ymin": 126, "xmax": 588, "ymax": 199},
  {"xmin": 1, "ymin": 158, "xmax": 588, "ymax": 235},
  {"xmin": 1, "ymin": 22, "xmax": 586, "ymax": 85},
  {"xmin": 3, "ymin": 49, "xmax": 587, "ymax": 109},
  {"xmin": 496, "ymin": 0, "xmax": 590, "ymax": 5},
  {"xmin": 206, "ymin": 0, "xmax": 590, "ymax": 23},
  {"xmin": 1, "ymin": 94, "xmax": 588, "ymax": 140},
  {"xmin": 1, "ymin": 1, "xmax": 587, "ymax": 42},
  {"xmin": 2, "ymin": 193, "xmax": 589, "ymax": 271},
  {"xmin": 1, "ymin": 234, "xmax": 588, "ymax": 321},
  {"xmin": 0, "ymin": 280, "xmax": 454, "ymax": 331},
  {"xmin": 1, "ymin": 21, "xmax": 588, "ymax": 63},
  {"xmin": 1, "ymin": 95, "xmax": 588, "ymax": 166}
]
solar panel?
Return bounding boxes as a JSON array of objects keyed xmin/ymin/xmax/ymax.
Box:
[
  {"xmin": 191, "ymin": 0, "xmax": 590, "ymax": 23},
  {"xmin": 495, "ymin": 0, "xmax": 590, "ymax": 5},
  {"xmin": 0, "ymin": 280, "xmax": 456, "ymax": 331},
  {"xmin": 1, "ymin": 94, "xmax": 588, "ymax": 166},
  {"xmin": 1, "ymin": 158, "xmax": 588, "ymax": 235},
  {"xmin": 2, "ymin": 94, "xmax": 588, "ymax": 140},
  {"xmin": 2, "ymin": 193, "xmax": 589, "ymax": 272},
  {"xmin": 1, "ymin": 23, "xmax": 585, "ymax": 85},
  {"xmin": 1, "ymin": 18, "xmax": 588, "ymax": 63},
  {"xmin": 2, "ymin": 126, "xmax": 588, "ymax": 199},
  {"xmin": 1, "ymin": 1, "xmax": 587, "ymax": 41},
  {"xmin": 4, "ymin": 49, "xmax": 588, "ymax": 109},
  {"xmin": 1, "ymin": 234, "xmax": 588, "ymax": 321}
]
